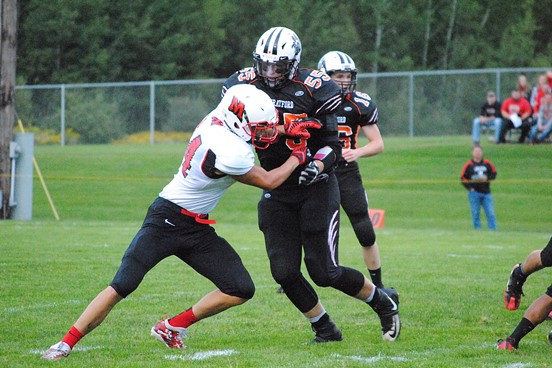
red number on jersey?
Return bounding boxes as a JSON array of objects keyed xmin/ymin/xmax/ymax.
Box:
[
  {"xmin": 283, "ymin": 112, "xmax": 309, "ymax": 149},
  {"xmin": 338, "ymin": 125, "xmax": 353, "ymax": 149},
  {"xmin": 181, "ymin": 135, "xmax": 202, "ymax": 178},
  {"xmin": 237, "ymin": 70, "xmax": 256, "ymax": 81},
  {"xmin": 304, "ymin": 70, "xmax": 331, "ymax": 89}
]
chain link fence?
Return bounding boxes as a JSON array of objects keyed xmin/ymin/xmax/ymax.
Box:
[{"xmin": 15, "ymin": 68, "xmax": 550, "ymax": 145}]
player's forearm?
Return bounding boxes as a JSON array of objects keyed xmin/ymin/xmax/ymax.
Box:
[
  {"xmin": 263, "ymin": 156, "xmax": 300, "ymax": 189},
  {"xmin": 233, "ymin": 157, "xmax": 299, "ymax": 190},
  {"xmin": 358, "ymin": 139, "xmax": 384, "ymax": 158}
]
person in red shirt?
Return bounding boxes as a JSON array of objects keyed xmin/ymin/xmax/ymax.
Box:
[{"xmin": 497, "ymin": 89, "xmax": 533, "ymax": 144}]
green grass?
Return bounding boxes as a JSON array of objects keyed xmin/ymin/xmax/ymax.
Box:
[{"xmin": 1, "ymin": 136, "xmax": 551, "ymax": 367}]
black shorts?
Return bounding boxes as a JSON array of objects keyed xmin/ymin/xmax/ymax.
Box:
[
  {"xmin": 110, "ymin": 197, "xmax": 254, "ymax": 299},
  {"xmin": 541, "ymin": 236, "xmax": 552, "ymax": 267}
]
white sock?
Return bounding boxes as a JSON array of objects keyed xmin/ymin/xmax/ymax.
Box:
[
  {"xmin": 307, "ymin": 308, "xmax": 326, "ymax": 323},
  {"xmin": 363, "ymin": 286, "xmax": 377, "ymax": 303}
]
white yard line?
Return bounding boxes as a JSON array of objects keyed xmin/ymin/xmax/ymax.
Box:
[{"xmin": 164, "ymin": 349, "xmax": 238, "ymax": 361}]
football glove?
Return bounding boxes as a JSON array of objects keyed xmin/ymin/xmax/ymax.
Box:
[
  {"xmin": 298, "ymin": 161, "xmax": 329, "ymax": 186},
  {"xmin": 291, "ymin": 146, "xmax": 311, "ymax": 165},
  {"xmin": 284, "ymin": 118, "xmax": 322, "ymax": 139}
]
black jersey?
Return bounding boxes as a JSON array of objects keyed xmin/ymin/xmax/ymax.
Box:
[
  {"xmin": 223, "ymin": 67, "xmax": 342, "ymax": 189},
  {"xmin": 337, "ymin": 90, "xmax": 379, "ymax": 151},
  {"xmin": 460, "ymin": 158, "xmax": 497, "ymax": 194}
]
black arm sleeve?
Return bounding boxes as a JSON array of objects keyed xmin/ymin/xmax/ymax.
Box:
[{"xmin": 314, "ymin": 113, "xmax": 341, "ymax": 172}]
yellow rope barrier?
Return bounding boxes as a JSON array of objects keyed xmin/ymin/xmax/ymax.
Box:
[{"xmin": 17, "ymin": 119, "xmax": 60, "ymax": 220}]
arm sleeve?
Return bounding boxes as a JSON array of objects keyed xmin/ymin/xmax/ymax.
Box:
[{"xmin": 315, "ymin": 112, "xmax": 341, "ymax": 171}]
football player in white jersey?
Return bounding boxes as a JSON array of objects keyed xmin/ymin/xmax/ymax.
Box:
[{"xmin": 42, "ymin": 85, "xmax": 317, "ymax": 360}]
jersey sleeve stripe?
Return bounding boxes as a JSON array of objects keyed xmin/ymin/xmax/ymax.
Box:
[{"xmin": 315, "ymin": 94, "xmax": 341, "ymax": 115}]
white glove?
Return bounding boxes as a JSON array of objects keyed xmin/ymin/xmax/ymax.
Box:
[{"xmin": 298, "ymin": 161, "xmax": 329, "ymax": 186}]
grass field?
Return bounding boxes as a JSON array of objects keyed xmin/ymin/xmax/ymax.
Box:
[{"xmin": 1, "ymin": 136, "xmax": 551, "ymax": 367}]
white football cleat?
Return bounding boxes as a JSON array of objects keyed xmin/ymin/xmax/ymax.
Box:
[
  {"xmin": 42, "ymin": 341, "xmax": 71, "ymax": 360},
  {"xmin": 151, "ymin": 319, "xmax": 188, "ymax": 349}
]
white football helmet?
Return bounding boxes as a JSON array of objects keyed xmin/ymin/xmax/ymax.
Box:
[
  {"xmin": 218, "ymin": 84, "xmax": 279, "ymax": 149},
  {"xmin": 253, "ymin": 27, "xmax": 302, "ymax": 89},
  {"xmin": 317, "ymin": 51, "xmax": 357, "ymax": 93}
]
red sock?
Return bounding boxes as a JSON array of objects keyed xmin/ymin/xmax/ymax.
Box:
[
  {"xmin": 168, "ymin": 308, "xmax": 198, "ymax": 328},
  {"xmin": 61, "ymin": 326, "xmax": 84, "ymax": 348}
]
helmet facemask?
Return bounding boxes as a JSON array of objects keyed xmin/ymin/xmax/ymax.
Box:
[
  {"xmin": 329, "ymin": 71, "xmax": 357, "ymax": 95},
  {"xmin": 247, "ymin": 112, "xmax": 279, "ymax": 149},
  {"xmin": 253, "ymin": 58, "xmax": 295, "ymax": 89}
]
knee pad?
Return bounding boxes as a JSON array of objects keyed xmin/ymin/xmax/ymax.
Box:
[
  {"xmin": 541, "ymin": 237, "xmax": 552, "ymax": 267},
  {"xmin": 328, "ymin": 266, "xmax": 365, "ymax": 296},
  {"xmin": 224, "ymin": 280, "xmax": 255, "ymax": 300},
  {"xmin": 309, "ymin": 271, "xmax": 334, "ymax": 288},
  {"xmin": 351, "ymin": 216, "xmax": 376, "ymax": 247}
]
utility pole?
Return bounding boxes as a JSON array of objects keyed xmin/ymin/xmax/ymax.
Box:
[{"xmin": 0, "ymin": 0, "xmax": 17, "ymax": 219}]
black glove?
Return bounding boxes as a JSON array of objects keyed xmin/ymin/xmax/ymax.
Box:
[{"xmin": 298, "ymin": 161, "xmax": 329, "ymax": 186}]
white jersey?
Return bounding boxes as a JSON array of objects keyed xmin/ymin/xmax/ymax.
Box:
[{"xmin": 159, "ymin": 114, "xmax": 255, "ymax": 214}]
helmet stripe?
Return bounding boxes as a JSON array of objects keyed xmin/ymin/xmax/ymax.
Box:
[
  {"xmin": 263, "ymin": 27, "xmax": 284, "ymax": 54},
  {"xmin": 337, "ymin": 51, "xmax": 352, "ymax": 65}
]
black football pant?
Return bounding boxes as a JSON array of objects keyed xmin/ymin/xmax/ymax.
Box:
[
  {"xmin": 110, "ymin": 197, "xmax": 255, "ymax": 300},
  {"xmin": 258, "ymin": 174, "xmax": 365, "ymax": 313},
  {"xmin": 335, "ymin": 162, "xmax": 376, "ymax": 247}
]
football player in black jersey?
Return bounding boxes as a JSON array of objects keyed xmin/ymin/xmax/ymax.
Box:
[
  {"xmin": 317, "ymin": 51, "xmax": 391, "ymax": 291},
  {"xmin": 223, "ymin": 27, "xmax": 400, "ymax": 343}
]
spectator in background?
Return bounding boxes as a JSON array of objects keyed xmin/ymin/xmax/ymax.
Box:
[
  {"xmin": 517, "ymin": 73, "xmax": 532, "ymax": 101},
  {"xmin": 498, "ymin": 236, "xmax": 552, "ymax": 350},
  {"xmin": 472, "ymin": 90, "xmax": 502, "ymax": 145},
  {"xmin": 530, "ymin": 70, "xmax": 552, "ymax": 121},
  {"xmin": 460, "ymin": 146, "xmax": 497, "ymax": 230},
  {"xmin": 529, "ymin": 91, "xmax": 552, "ymax": 144},
  {"xmin": 530, "ymin": 74, "xmax": 547, "ymax": 108},
  {"xmin": 497, "ymin": 89, "xmax": 532, "ymax": 144}
]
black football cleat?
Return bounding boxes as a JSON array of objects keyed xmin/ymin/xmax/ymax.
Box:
[
  {"xmin": 371, "ymin": 287, "xmax": 400, "ymax": 341},
  {"xmin": 312, "ymin": 317, "xmax": 343, "ymax": 343},
  {"xmin": 504, "ymin": 264, "xmax": 526, "ymax": 311}
]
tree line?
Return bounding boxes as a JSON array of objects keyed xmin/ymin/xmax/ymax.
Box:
[{"xmin": 17, "ymin": 0, "xmax": 552, "ymax": 85}]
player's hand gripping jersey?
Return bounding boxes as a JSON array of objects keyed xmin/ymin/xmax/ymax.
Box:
[
  {"xmin": 160, "ymin": 114, "xmax": 255, "ymax": 214},
  {"xmin": 222, "ymin": 68, "xmax": 342, "ymax": 189}
]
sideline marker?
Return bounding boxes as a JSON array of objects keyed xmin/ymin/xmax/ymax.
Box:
[{"xmin": 369, "ymin": 209, "xmax": 385, "ymax": 229}]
